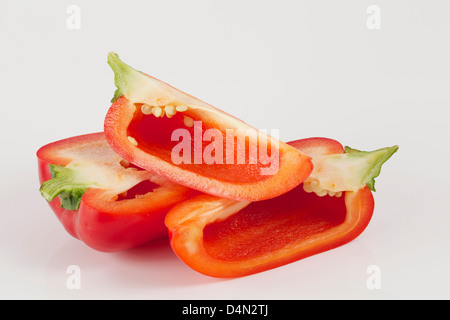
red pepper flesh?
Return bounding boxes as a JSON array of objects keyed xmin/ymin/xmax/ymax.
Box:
[
  {"xmin": 165, "ymin": 137, "xmax": 376, "ymax": 278},
  {"xmin": 104, "ymin": 53, "xmax": 313, "ymax": 201},
  {"xmin": 37, "ymin": 132, "xmax": 193, "ymax": 252}
]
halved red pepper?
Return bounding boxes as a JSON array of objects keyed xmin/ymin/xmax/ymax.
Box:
[
  {"xmin": 165, "ymin": 137, "xmax": 398, "ymax": 278},
  {"xmin": 37, "ymin": 132, "xmax": 193, "ymax": 252},
  {"xmin": 104, "ymin": 53, "xmax": 312, "ymax": 201}
]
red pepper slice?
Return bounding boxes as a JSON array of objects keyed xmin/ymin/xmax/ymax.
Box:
[
  {"xmin": 165, "ymin": 137, "xmax": 397, "ymax": 277},
  {"xmin": 37, "ymin": 132, "xmax": 193, "ymax": 252},
  {"xmin": 104, "ymin": 53, "xmax": 313, "ymax": 201}
]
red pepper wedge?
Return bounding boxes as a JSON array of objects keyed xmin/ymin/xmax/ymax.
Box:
[
  {"xmin": 104, "ymin": 53, "xmax": 312, "ymax": 201},
  {"xmin": 165, "ymin": 137, "xmax": 398, "ymax": 278},
  {"xmin": 37, "ymin": 132, "xmax": 193, "ymax": 252}
]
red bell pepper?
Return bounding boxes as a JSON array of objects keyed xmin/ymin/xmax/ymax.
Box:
[
  {"xmin": 104, "ymin": 52, "xmax": 313, "ymax": 201},
  {"xmin": 165, "ymin": 137, "xmax": 398, "ymax": 277},
  {"xmin": 37, "ymin": 132, "xmax": 193, "ymax": 252}
]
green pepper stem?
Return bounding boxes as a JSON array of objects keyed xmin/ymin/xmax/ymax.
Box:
[
  {"xmin": 39, "ymin": 165, "xmax": 88, "ymax": 210},
  {"xmin": 344, "ymin": 145, "xmax": 399, "ymax": 191}
]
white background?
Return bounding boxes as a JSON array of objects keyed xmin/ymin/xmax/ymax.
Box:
[{"xmin": 1, "ymin": 0, "xmax": 449, "ymax": 299}]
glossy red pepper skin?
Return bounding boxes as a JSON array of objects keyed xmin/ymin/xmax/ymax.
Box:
[
  {"xmin": 37, "ymin": 133, "xmax": 193, "ymax": 252},
  {"xmin": 165, "ymin": 137, "xmax": 375, "ymax": 278}
]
